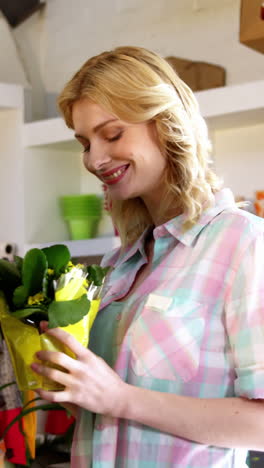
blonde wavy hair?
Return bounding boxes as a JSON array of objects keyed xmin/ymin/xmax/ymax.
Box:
[{"xmin": 57, "ymin": 46, "xmax": 222, "ymax": 246}]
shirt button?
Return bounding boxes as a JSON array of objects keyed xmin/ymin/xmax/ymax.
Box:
[{"xmin": 116, "ymin": 312, "xmax": 122, "ymax": 321}]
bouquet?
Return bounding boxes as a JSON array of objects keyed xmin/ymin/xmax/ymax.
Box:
[{"xmin": 0, "ymin": 244, "xmax": 109, "ymax": 391}]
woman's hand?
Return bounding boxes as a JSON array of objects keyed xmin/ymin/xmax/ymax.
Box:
[{"xmin": 31, "ymin": 327, "xmax": 128, "ymax": 418}]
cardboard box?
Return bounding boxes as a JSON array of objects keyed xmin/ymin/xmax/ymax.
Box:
[
  {"xmin": 240, "ymin": 0, "xmax": 264, "ymax": 54},
  {"xmin": 165, "ymin": 56, "xmax": 226, "ymax": 92}
]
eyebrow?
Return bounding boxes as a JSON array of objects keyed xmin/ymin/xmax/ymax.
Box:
[{"xmin": 75, "ymin": 118, "xmax": 118, "ymax": 140}]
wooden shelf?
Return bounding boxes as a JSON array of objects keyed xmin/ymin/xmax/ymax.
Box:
[{"xmin": 23, "ymin": 236, "xmax": 121, "ymax": 257}]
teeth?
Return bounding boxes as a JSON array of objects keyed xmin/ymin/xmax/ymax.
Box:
[{"xmin": 104, "ymin": 167, "xmax": 127, "ymax": 181}]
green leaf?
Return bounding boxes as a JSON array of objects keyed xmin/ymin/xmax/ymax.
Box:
[
  {"xmin": 22, "ymin": 396, "xmax": 42, "ymax": 410},
  {"xmin": 87, "ymin": 265, "xmax": 110, "ymax": 286},
  {"xmin": 42, "ymin": 271, "xmax": 55, "ymax": 300},
  {"xmin": 22, "ymin": 249, "xmax": 47, "ymax": 296},
  {"xmin": 12, "ymin": 249, "xmax": 47, "ymax": 308},
  {"xmin": 0, "ymin": 403, "xmax": 64, "ymax": 441},
  {"xmin": 12, "ymin": 306, "xmax": 48, "ymax": 320},
  {"xmin": 13, "ymin": 255, "xmax": 23, "ymax": 274},
  {"xmin": 42, "ymin": 244, "xmax": 71, "ymax": 277},
  {"xmin": 48, "ymin": 294, "xmax": 90, "ymax": 328},
  {"xmin": 0, "ymin": 259, "xmax": 21, "ymax": 309},
  {"xmin": 0, "ymin": 258, "xmax": 21, "ymax": 292},
  {"xmin": 13, "ymin": 285, "xmax": 28, "ymax": 308},
  {"xmin": 0, "ymin": 381, "xmax": 16, "ymax": 392}
]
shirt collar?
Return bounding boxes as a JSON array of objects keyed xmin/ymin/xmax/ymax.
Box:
[
  {"xmin": 115, "ymin": 227, "xmax": 151, "ymax": 267},
  {"xmin": 115, "ymin": 188, "xmax": 236, "ymax": 265},
  {"xmin": 164, "ymin": 188, "xmax": 236, "ymax": 246}
]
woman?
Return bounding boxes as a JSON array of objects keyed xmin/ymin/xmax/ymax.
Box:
[{"xmin": 32, "ymin": 46, "xmax": 264, "ymax": 467}]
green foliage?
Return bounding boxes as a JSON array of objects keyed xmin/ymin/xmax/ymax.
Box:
[
  {"xmin": 12, "ymin": 285, "xmax": 29, "ymax": 309},
  {"xmin": 13, "ymin": 249, "xmax": 47, "ymax": 308},
  {"xmin": 0, "ymin": 259, "xmax": 20, "ymax": 285},
  {"xmin": 13, "ymin": 255, "xmax": 23, "ymax": 274},
  {"xmin": 0, "ymin": 380, "xmax": 16, "ymax": 392},
  {"xmin": 0, "ymin": 258, "xmax": 21, "ymax": 307},
  {"xmin": 42, "ymin": 244, "xmax": 71, "ymax": 277},
  {"xmin": 0, "ymin": 244, "xmax": 109, "ymax": 328},
  {"xmin": 0, "ymin": 392, "xmax": 72, "ymax": 467},
  {"xmin": 87, "ymin": 264, "xmax": 110, "ymax": 286},
  {"xmin": 48, "ymin": 294, "xmax": 90, "ymax": 328},
  {"xmin": 12, "ymin": 306, "xmax": 48, "ymax": 320},
  {"xmin": 0, "ymin": 398, "xmax": 63, "ymax": 442}
]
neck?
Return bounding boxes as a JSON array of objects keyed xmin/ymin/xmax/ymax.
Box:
[
  {"xmin": 150, "ymin": 206, "xmax": 182, "ymax": 226},
  {"xmin": 142, "ymin": 194, "xmax": 182, "ymax": 226}
]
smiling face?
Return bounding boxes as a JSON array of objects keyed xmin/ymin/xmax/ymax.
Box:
[{"xmin": 72, "ymin": 98, "xmax": 168, "ymax": 217}]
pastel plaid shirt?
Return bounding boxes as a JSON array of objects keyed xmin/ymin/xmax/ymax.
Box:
[{"xmin": 71, "ymin": 188, "xmax": 264, "ymax": 467}]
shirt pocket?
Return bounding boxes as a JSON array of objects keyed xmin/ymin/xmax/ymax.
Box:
[{"xmin": 130, "ymin": 293, "xmax": 206, "ymax": 383}]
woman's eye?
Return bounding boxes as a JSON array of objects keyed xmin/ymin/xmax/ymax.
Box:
[
  {"xmin": 81, "ymin": 131, "xmax": 122, "ymax": 153},
  {"xmin": 107, "ymin": 132, "xmax": 123, "ymax": 143}
]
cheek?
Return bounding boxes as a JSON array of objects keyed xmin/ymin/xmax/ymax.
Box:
[
  {"xmin": 82, "ymin": 153, "xmax": 92, "ymax": 173},
  {"xmin": 148, "ymin": 147, "xmax": 167, "ymax": 172}
]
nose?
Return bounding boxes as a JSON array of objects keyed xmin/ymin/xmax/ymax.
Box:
[{"xmin": 83, "ymin": 142, "xmax": 112, "ymax": 173}]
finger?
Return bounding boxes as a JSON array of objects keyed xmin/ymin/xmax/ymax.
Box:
[
  {"xmin": 31, "ymin": 362, "xmax": 73, "ymax": 388},
  {"xmin": 46, "ymin": 327, "xmax": 92, "ymax": 359},
  {"xmin": 40, "ymin": 320, "xmax": 49, "ymax": 333},
  {"xmin": 35, "ymin": 387, "xmax": 72, "ymax": 404},
  {"xmin": 36, "ymin": 349, "xmax": 77, "ymax": 371}
]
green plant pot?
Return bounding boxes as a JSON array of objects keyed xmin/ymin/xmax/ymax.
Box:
[
  {"xmin": 62, "ymin": 207, "xmax": 102, "ymax": 217},
  {"xmin": 67, "ymin": 217, "xmax": 100, "ymax": 240}
]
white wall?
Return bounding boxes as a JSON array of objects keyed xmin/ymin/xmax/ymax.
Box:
[
  {"xmin": 10, "ymin": 0, "xmax": 264, "ymax": 99},
  {"xmin": 0, "ymin": 13, "xmax": 29, "ymax": 87},
  {"xmin": 0, "ymin": 109, "xmax": 25, "ymax": 245},
  {"xmin": 214, "ymin": 122, "xmax": 264, "ymax": 201}
]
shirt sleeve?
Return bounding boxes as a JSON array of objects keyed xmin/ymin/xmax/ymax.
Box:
[{"xmin": 225, "ymin": 231, "xmax": 264, "ymax": 399}]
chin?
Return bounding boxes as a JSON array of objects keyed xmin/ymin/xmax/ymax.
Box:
[
  {"xmin": 108, "ymin": 190, "xmax": 130, "ymax": 201},
  {"xmin": 109, "ymin": 185, "xmax": 140, "ymax": 202},
  {"xmin": 112, "ymin": 196, "xmax": 131, "ymax": 202}
]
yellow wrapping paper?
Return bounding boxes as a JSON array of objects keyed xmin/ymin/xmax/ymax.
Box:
[{"xmin": 0, "ymin": 287, "xmax": 100, "ymax": 391}]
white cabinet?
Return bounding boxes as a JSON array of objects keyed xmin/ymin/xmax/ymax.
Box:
[{"xmin": 0, "ymin": 80, "xmax": 264, "ymax": 257}]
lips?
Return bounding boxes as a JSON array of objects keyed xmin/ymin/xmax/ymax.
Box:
[{"xmin": 100, "ymin": 164, "xmax": 129, "ymax": 185}]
